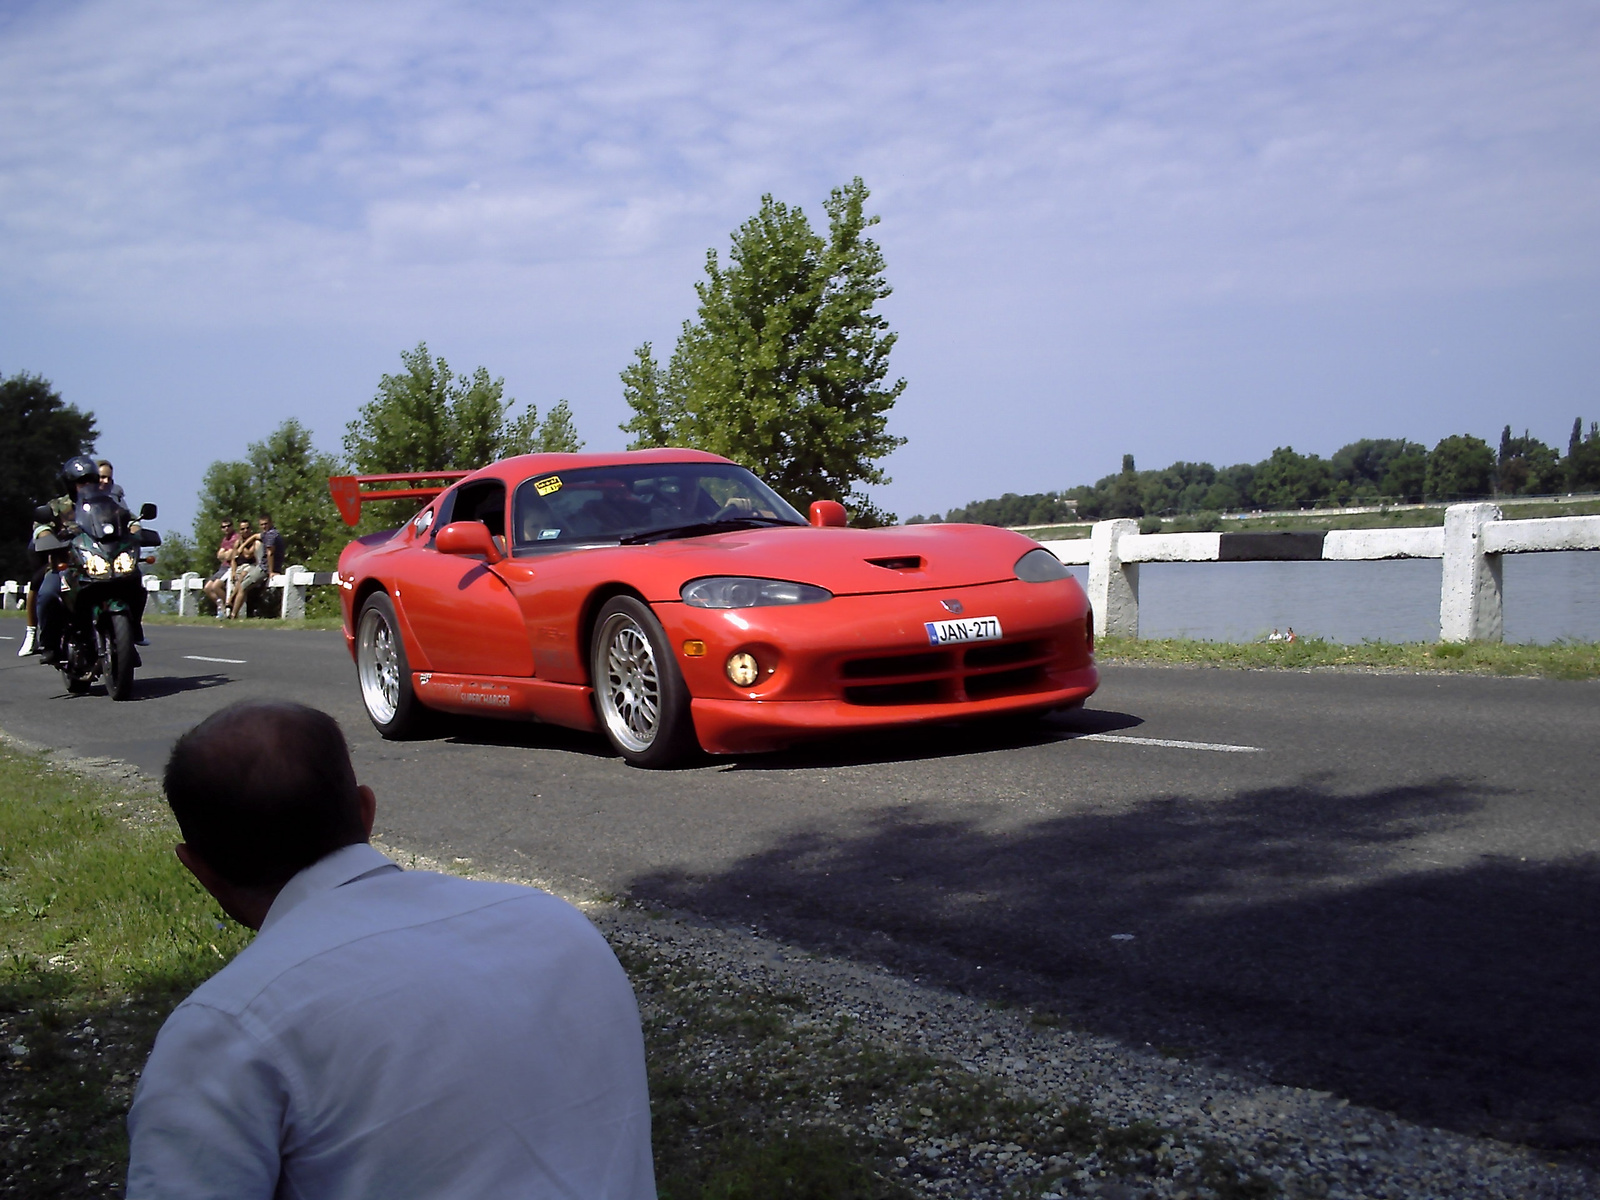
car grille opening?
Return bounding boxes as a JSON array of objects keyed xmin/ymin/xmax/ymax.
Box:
[
  {"xmin": 840, "ymin": 651, "xmax": 950, "ymax": 680},
  {"xmin": 838, "ymin": 638, "xmax": 1061, "ymax": 706},
  {"xmin": 842, "ymin": 680, "xmax": 946, "ymax": 706}
]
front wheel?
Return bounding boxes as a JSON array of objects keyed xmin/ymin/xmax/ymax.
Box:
[
  {"xmin": 356, "ymin": 592, "xmax": 429, "ymax": 739},
  {"xmin": 107, "ymin": 612, "xmax": 135, "ymax": 700},
  {"xmin": 591, "ymin": 596, "xmax": 698, "ymax": 768}
]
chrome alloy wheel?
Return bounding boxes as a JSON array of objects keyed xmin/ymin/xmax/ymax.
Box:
[
  {"xmin": 358, "ymin": 605, "xmax": 402, "ymax": 725},
  {"xmin": 597, "ymin": 611, "xmax": 662, "ymax": 754}
]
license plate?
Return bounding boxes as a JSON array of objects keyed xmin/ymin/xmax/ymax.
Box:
[{"xmin": 924, "ymin": 615, "xmax": 1003, "ymax": 645}]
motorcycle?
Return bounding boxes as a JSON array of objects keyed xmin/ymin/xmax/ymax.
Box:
[{"xmin": 32, "ymin": 497, "xmax": 161, "ymax": 700}]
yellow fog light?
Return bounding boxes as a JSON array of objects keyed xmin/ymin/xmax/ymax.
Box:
[
  {"xmin": 682, "ymin": 640, "xmax": 707, "ymax": 657},
  {"xmin": 85, "ymin": 553, "xmax": 110, "ymax": 576},
  {"xmin": 113, "ymin": 552, "xmax": 135, "ymax": 574},
  {"xmin": 725, "ymin": 652, "xmax": 759, "ymax": 687}
]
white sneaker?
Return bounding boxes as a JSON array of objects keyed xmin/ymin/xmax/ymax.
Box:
[{"xmin": 17, "ymin": 627, "xmax": 36, "ymax": 656}]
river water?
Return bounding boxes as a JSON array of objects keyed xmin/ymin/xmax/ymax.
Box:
[{"xmin": 1063, "ymin": 551, "xmax": 1600, "ymax": 644}]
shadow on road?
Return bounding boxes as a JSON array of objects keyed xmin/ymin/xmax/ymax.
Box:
[
  {"xmin": 714, "ymin": 707, "xmax": 1145, "ymax": 772},
  {"xmin": 628, "ymin": 774, "xmax": 1600, "ymax": 1164},
  {"xmin": 130, "ymin": 673, "xmax": 232, "ymax": 700}
]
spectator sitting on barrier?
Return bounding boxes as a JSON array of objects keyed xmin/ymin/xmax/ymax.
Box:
[
  {"xmin": 227, "ymin": 518, "xmax": 261, "ymax": 619},
  {"xmin": 229, "ymin": 513, "xmax": 284, "ymax": 619},
  {"xmin": 126, "ymin": 700, "xmax": 656, "ymax": 1198},
  {"xmin": 201, "ymin": 520, "xmax": 239, "ymax": 611}
]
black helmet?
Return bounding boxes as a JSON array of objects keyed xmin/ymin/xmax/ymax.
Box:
[{"xmin": 63, "ymin": 455, "xmax": 99, "ymax": 486}]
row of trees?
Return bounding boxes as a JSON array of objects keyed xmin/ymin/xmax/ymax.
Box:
[
  {"xmin": 163, "ymin": 344, "xmax": 585, "ymax": 580},
  {"xmin": 910, "ymin": 424, "xmax": 1600, "ymax": 525}
]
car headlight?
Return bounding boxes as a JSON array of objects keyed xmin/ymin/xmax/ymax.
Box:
[
  {"xmin": 113, "ymin": 552, "xmax": 136, "ymax": 574},
  {"xmin": 85, "ymin": 552, "xmax": 110, "ymax": 576},
  {"xmin": 681, "ymin": 577, "xmax": 832, "ymax": 609},
  {"xmin": 1015, "ymin": 547, "xmax": 1072, "ymax": 582}
]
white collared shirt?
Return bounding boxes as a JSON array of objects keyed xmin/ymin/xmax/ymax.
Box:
[{"xmin": 127, "ymin": 843, "xmax": 655, "ymax": 1199}]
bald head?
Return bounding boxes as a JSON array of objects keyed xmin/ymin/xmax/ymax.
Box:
[{"xmin": 164, "ymin": 701, "xmax": 367, "ymax": 888}]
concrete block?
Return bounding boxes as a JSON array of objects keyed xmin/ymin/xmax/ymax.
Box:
[
  {"xmin": 1088, "ymin": 519, "xmax": 1140, "ymax": 638},
  {"xmin": 1440, "ymin": 503, "xmax": 1503, "ymax": 643}
]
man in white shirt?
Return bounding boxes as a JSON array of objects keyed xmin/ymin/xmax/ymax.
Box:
[{"xmin": 127, "ymin": 700, "xmax": 656, "ymax": 1199}]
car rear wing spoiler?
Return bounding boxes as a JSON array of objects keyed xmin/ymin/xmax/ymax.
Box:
[{"xmin": 328, "ymin": 472, "xmax": 473, "ymax": 527}]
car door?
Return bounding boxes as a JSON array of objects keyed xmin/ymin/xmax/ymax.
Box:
[{"xmin": 398, "ymin": 479, "xmax": 535, "ymax": 677}]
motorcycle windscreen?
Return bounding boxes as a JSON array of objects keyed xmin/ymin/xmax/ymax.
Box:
[{"xmin": 77, "ymin": 496, "xmax": 125, "ymax": 540}]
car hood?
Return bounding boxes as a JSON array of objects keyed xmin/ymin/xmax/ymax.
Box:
[{"xmin": 616, "ymin": 522, "xmax": 1043, "ymax": 599}]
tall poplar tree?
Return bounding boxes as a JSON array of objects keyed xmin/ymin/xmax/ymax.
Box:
[{"xmin": 621, "ymin": 179, "xmax": 906, "ymax": 524}]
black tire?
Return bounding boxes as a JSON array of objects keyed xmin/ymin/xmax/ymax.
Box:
[
  {"xmin": 107, "ymin": 613, "xmax": 135, "ymax": 701},
  {"xmin": 64, "ymin": 671, "xmax": 90, "ymax": 695},
  {"xmin": 590, "ymin": 595, "xmax": 698, "ymax": 768},
  {"xmin": 355, "ymin": 592, "xmax": 430, "ymax": 739}
]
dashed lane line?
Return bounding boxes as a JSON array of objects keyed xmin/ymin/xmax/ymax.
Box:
[
  {"xmin": 1070, "ymin": 733, "xmax": 1265, "ymax": 754},
  {"xmin": 184, "ymin": 654, "xmax": 248, "ymax": 664}
]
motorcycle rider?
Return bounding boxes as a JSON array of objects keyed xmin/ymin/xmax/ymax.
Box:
[{"xmin": 34, "ymin": 455, "xmax": 149, "ymax": 665}]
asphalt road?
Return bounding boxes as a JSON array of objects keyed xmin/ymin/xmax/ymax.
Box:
[{"xmin": 2, "ymin": 615, "xmax": 1599, "ymax": 1161}]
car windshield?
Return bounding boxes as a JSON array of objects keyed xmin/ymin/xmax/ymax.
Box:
[{"xmin": 511, "ymin": 463, "xmax": 806, "ymax": 552}]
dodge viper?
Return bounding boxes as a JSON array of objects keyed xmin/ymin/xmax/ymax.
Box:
[{"xmin": 331, "ymin": 449, "xmax": 1097, "ymax": 766}]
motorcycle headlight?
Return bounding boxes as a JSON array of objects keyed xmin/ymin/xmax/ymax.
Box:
[
  {"xmin": 113, "ymin": 552, "xmax": 136, "ymax": 574},
  {"xmin": 85, "ymin": 552, "xmax": 111, "ymax": 576},
  {"xmin": 681, "ymin": 577, "xmax": 832, "ymax": 609},
  {"xmin": 1015, "ymin": 547, "xmax": 1072, "ymax": 582}
]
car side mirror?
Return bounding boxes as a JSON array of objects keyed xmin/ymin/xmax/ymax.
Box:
[
  {"xmin": 809, "ymin": 500, "xmax": 848, "ymax": 528},
  {"xmin": 435, "ymin": 520, "xmax": 504, "ymax": 564},
  {"xmin": 139, "ymin": 503, "xmax": 157, "ymax": 521}
]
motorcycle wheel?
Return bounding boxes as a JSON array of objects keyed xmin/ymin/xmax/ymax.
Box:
[
  {"xmin": 107, "ymin": 613, "xmax": 135, "ymax": 700},
  {"xmin": 63, "ymin": 669, "xmax": 90, "ymax": 695}
]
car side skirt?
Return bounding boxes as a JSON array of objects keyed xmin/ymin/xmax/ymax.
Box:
[
  {"xmin": 688, "ymin": 665, "xmax": 1099, "ymax": 755},
  {"xmin": 412, "ymin": 672, "xmax": 599, "ymax": 733}
]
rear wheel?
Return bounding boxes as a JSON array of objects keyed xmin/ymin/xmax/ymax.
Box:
[
  {"xmin": 591, "ymin": 596, "xmax": 697, "ymax": 768},
  {"xmin": 356, "ymin": 592, "xmax": 429, "ymax": 739},
  {"xmin": 107, "ymin": 613, "xmax": 135, "ymax": 700}
]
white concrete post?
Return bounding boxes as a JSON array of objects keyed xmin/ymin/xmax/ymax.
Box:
[
  {"xmin": 281, "ymin": 566, "xmax": 309, "ymax": 620},
  {"xmin": 177, "ymin": 572, "xmax": 201, "ymax": 617},
  {"xmin": 1440, "ymin": 503, "xmax": 1504, "ymax": 643},
  {"xmin": 1088, "ymin": 518, "xmax": 1140, "ymax": 639},
  {"xmin": 1, "ymin": 580, "xmax": 17, "ymax": 610}
]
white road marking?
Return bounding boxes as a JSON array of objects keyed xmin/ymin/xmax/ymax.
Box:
[
  {"xmin": 184, "ymin": 654, "xmax": 247, "ymax": 664},
  {"xmin": 1071, "ymin": 733, "xmax": 1264, "ymax": 754}
]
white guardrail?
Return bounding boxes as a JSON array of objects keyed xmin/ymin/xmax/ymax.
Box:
[
  {"xmin": 0, "ymin": 566, "xmax": 337, "ymax": 621},
  {"xmin": 2, "ymin": 503, "xmax": 1598, "ymax": 641}
]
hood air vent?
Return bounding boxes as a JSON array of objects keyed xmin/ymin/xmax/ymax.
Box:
[{"xmin": 865, "ymin": 555, "xmax": 924, "ymax": 571}]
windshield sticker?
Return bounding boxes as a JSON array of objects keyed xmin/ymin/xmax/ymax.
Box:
[
  {"xmin": 534, "ymin": 475, "xmax": 562, "ymax": 496},
  {"xmin": 538, "ymin": 528, "xmax": 561, "ymax": 540}
]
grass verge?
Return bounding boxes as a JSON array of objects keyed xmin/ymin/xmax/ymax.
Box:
[
  {"xmin": 1096, "ymin": 635, "xmax": 1600, "ymax": 680},
  {"xmin": 1, "ymin": 744, "xmax": 1276, "ymax": 1199},
  {"xmin": 0, "ymin": 746, "xmax": 247, "ymax": 1196}
]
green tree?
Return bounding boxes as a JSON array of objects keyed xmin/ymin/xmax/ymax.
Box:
[
  {"xmin": 1567, "ymin": 418, "xmax": 1600, "ymax": 492},
  {"xmin": 1495, "ymin": 427, "xmax": 1562, "ymax": 496},
  {"xmin": 1251, "ymin": 447, "xmax": 1332, "ymax": 510},
  {"xmin": 345, "ymin": 342, "xmax": 552, "ymax": 474},
  {"xmin": 0, "ymin": 371, "xmax": 98, "ymax": 580},
  {"xmin": 621, "ymin": 178, "xmax": 906, "ymax": 524},
  {"xmin": 1424, "ymin": 434, "xmax": 1495, "ymax": 500},
  {"xmin": 532, "ymin": 399, "xmax": 583, "ymax": 453}
]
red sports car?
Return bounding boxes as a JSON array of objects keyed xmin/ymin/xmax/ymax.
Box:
[{"xmin": 331, "ymin": 450, "xmax": 1097, "ymax": 767}]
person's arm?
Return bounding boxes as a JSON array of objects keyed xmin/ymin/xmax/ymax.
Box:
[{"xmin": 127, "ymin": 1003, "xmax": 286, "ymax": 1199}]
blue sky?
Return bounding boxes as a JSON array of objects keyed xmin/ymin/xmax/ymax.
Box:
[{"xmin": 2, "ymin": 0, "xmax": 1598, "ymax": 531}]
